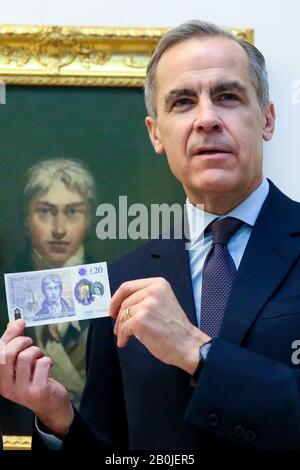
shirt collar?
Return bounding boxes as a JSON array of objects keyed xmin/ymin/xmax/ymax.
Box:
[
  {"xmin": 186, "ymin": 178, "xmax": 270, "ymax": 245},
  {"xmin": 32, "ymin": 245, "xmax": 85, "ymax": 270}
]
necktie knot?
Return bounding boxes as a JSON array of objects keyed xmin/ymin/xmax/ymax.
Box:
[{"xmin": 208, "ymin": 217, "xmax": 243, "ymax": 245}]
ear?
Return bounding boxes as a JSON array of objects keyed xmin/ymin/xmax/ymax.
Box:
[
  {"xmin": 145, "ymin": 116, "xmax": 165, "ymax": 154},
  {"xmin": 262, "ymin": 102, "xmax": 276, "ymax": 142}
]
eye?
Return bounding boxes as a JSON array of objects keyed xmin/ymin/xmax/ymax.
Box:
[
  {"xmin": 66, "ymin": 208, "xmax": 78, "ymax": 216},
  {"xmin": 36, "ymin": 207, "xmax": 51, "ymax": 215},
  {"xmin": 65, "ymin": 207, "xmax": 85, "ymax": 217},
  {"xmin": 217, "ymin": 93, "xmax": 240, "ymax": 103},
  {"xmin": 173, "ymin": 97, "xmax": 194, "ymax": 108}
]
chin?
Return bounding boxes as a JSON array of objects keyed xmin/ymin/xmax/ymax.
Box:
[
  {"xmin": 193, "ymin": 172, "xmax": 239, "ymax": 194},
  {"xmin": 46, "ymin": 255, "xmax": 69, "ymax": 267}
]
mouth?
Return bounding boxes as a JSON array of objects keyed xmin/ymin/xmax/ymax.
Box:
[
  {"xmin": 194, "ymin": 147, "xmax": 232, "ymax": 157},
  {"xmin": 47, "ymin": 241, "xmax": 70, "ymax": 253}
]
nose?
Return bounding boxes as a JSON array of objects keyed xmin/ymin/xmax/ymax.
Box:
[
  {"xmin": 193, "ymin": 100, "xmax": 223, "ymax": 133},
  {"xmin": 52, "ymin": 214, "xmax": 67, "ymax": 239}
]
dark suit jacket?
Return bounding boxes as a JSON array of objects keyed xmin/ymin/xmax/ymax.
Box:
[{"xmin": 35, "ymin": 181, "xmax": 300, "ymax": 453}]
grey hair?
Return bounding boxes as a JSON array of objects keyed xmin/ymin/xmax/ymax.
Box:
[
  {"xmin": 144, "ymin": 20, "xmax": 269, "ymax": 118},
  {"xmin": 23, "ymin": 158, "xmax": 96, "ymax": 225}
]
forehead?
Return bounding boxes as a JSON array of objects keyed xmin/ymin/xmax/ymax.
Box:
[
  {"xmin": 44, "ymin": 279, "xmax": 59, "ymax": 287},
  {"xmin": 32, "ymin": 180, "xmax": 84, "ymax": 206},
  {"xmin": 155, "ymin": 36, "xmax": 253, "ymax": 96}
]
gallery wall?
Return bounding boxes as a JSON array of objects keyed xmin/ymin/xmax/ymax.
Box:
[{"xmin": 0, "ymin": 0, "xmax": 299, "ymax": 200}]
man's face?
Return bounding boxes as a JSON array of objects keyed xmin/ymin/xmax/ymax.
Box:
[
  {"xmin": 44, "ymin": 280, "xmax": 61, "ymax": 303},
  {"xmin": 27, "ymin": 180, "xmax": 88, "ymax": 266},
  {"xmin": 146, "ymin": 37, "xmax": 275, "ymax": 210}
]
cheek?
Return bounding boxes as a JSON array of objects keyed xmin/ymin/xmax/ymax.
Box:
[
  {"xmin": 239, "ymin": 131, "xmax": 263, "ymax": 164},
  {"xmin": 235, "ymin": 112, "xmax": 265, "ymax": 149},
  {"xmin": 229, "ymin": 116, "xmax": 263, "ymax": 157},
  {"xmin": 27, "ymin": 219, "xmax": 49, "ymax": 246},
  {"xmin": 162, "ymin": 126, "xmax": 190, "ymax": 172},
  {"xmin": 68, "ymin": 221, "xmax": 87, "ymax": 246},
  {"xmin": 159, "ymin": 118, "xmax": 190, "ymax": 152}
]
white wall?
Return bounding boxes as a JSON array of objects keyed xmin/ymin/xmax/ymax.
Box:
[{"xmin": 1, "ymin": 0, "xmax": 300, "ymax": 199}]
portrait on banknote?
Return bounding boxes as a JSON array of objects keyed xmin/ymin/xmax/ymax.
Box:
[{"xmin": 35, "ymin": 274, "xmax": 74, "ymax": 321}]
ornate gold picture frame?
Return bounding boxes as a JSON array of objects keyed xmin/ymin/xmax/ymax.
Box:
[
  {"xmin": 0, "ymin": 24, "xmax": 253, "ymax": 451},
  {"xmin": 0, "ymin": 24, "xmax": 253, "ymax": 87},
  {"xmin": 3, "ymin": 435, "xmax": 32, "ymax": 451}
]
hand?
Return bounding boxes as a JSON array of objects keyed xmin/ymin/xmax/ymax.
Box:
[
  {"xmin": 109, "ymin": 277, "xmax": 211, "ymax": 374},
  {"xmin": 0, "ymin": 319, "xmax": 74, "ymax": 437}
]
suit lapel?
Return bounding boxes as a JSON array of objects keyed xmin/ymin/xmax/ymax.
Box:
[
  {"xmin": 150, "ymin": 235, "xmax": 197, "ymax": 327},
  {"xmin": 220, "ymin": 182, "xmax": 300, "ymax": 343},
  {"xmin": 148, "ymin": 183, "xmax": 300, "ymax": 345}
]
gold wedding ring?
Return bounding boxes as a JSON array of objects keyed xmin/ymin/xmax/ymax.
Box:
[{"xmin": 123, "ymin": 306, "xmax": 132, "ymax": 321}]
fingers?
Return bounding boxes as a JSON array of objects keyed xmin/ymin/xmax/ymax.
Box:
[
  {"xmin": 117, "ymin": 315, "xmax": 136, "ymax": 348},
  {"xmin": 111, "ymin": 277, "xmax": 173, "ymax": 350},
  {"xmin": 109, "ymin": 278, "xmax": 156, "ymax": 319},
  {"xmin": 1, "ymin": 347, "xmax": 52, "ymax": 404},
  {"xmin": 31, "ymin": 356, "xmax": 53, "ymax": 388},
  {"xmin": 113, "ymin": 289, "xmax": 146, "ymax": 335},
  {"xmin": 0, "ymin": 320, "xmax": 69, "ymax": 423},
  {"xmin": 0, "ymin": 336, "xmax": 33, "ymax": 396},
  {"xmin": 1, "ymin": 319, "xmax": 26, "ymax": 346},
  {"xmin": 4, "ymin": 335, "xmax": 33, "ymax": 365},
  {"xmin": 15, "ymin": 346, "xmax": 45, "ymax": 386}
]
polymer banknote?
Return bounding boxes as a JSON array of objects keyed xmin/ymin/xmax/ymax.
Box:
[{"xmin": 4, "ymin": 262, "xmax": 111, "ymax": 327}]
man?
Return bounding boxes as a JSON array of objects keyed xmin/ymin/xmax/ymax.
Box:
[
  {"xmin": 17, "ymin": 158, "xmax": 96, "ymax": 271},
  {"xmin": 0, "ymin": 158, "xmax": 96, "ymax": 434},
  {"xmin": 0, "ymin": 20, "xmax": 300, "ymax": 453},
  {"xmin": 34, "ymin": 274, "xmax": 73, "ymax": 321}
]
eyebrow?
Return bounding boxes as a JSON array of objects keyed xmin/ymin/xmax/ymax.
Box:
[
  {"xmin": 164, "ymin": 81, "xmax": 248, "ymax": 107},
  {"xmin": 35, "ymin": 201, "xmax": 86, "ymax": 209},
  {"xmin": 164, "ymin": 88, "xmax": 197, "ymax": 107},
  {"xmin": 211, "ymin": 81, "xmax": 248, "ymax": 96}
]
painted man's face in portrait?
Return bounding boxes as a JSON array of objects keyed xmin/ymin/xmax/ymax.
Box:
[
  {"xmin": 26, "ymin": 180, "xmax": 89, "ymax": 267},
  {"xmin": 44, "ymin": 280, "xmax": 61, "ymax": 304}
]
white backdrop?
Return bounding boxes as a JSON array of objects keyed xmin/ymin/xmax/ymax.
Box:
[{"xmin": 1, "ymin": 0, "xmax": 299, "ymax": 199}]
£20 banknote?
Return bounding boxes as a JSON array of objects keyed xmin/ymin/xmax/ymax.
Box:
[{"xmin": 4, "ymin": 262, "xmax": 111, "ymax": 327}]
